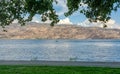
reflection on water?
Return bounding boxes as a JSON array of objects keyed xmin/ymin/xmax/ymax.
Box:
[{"xmin": 0, "ymin": 39, "xmax": 120, "ymax": 62}]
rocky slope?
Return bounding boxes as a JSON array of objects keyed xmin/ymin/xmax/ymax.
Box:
[{"xmin": 0, "ymin": 22, "xmax": 120, "ymax": 39}]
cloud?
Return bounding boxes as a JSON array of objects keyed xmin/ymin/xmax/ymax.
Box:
[
  {"xmin": 77, "ymin": 19, "xmax": 100, "ymax": 27},
  {"xmin": 44, "ymin": 20, "xmax": 52, "ymax": 23},
  {"xmin": 106, "ymin": 19, "xmax": 120, "ymax": 29},
  {"xmin": 58, "ymin": 18, "xmax": 73, "ymax": 25},
  {"xmin": 77, "ymin": 19, "xmax": 120, "ymax": 29},
  {"xmin": 12, "ymin": 19, "xmax": 18, "ymax": 23},
  {"xmin": 106, "ymin": 19, "xmax": 115, "ymax": 25}
]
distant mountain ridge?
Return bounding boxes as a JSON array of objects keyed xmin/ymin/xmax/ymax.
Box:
[{"xmin": 0, "ymin": 22, "xmax": 120, "ymax": 39}]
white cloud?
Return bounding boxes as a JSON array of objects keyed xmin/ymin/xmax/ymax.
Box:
[
  {"xmin": 12, "ymin": 19, "xmax": 18, "ymax": 23},
  {"xmin": 58, "ymin": 18, "xmax": 73, "ymax": 25},
  {"xmin": 106, "ymin": 19, "xmax": 115, "ymax": 25},
  {"xmin": 44, "ymin": 20, "xmax": 52, "ymax": 23},
  {"xmin": 77, "ymin": 19, "xmax": 100, "ymax": 27},
  {"xmin": 106, "ymin": 20, "xmax": 120, "ymax": 29},
  {"xmin": 77, "ymin": 19, "xmax": 120, "ymax": 29},
  {"xmin": 105, "ymin": 19, "xmax": 115, "ymax": 28}
]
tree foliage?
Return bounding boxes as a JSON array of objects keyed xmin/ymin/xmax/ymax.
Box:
[
  {"xmin": 0, "ymin": 0, "xmax": 120, "ymax": 27},
  {"xmin": 65, "ymin": 0, "xmax": 120, "ymax": 22},
  {"xmin": 0, "ymin": 0, "xmax": 59, "ymax": 27}
]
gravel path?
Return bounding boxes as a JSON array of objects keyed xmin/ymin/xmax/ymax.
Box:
[{"xmin": 0, "ymin": 60, "xmax": 120, "ymax": 68}]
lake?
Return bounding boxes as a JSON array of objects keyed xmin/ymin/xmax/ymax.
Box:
[{"xmin": 0, "ymin": 39, "xmax": 120, "ymax": 62}]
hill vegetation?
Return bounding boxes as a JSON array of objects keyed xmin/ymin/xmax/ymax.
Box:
[{"xmin": 0, "ymin": 23, "xmax": 120, "ymax": 39}]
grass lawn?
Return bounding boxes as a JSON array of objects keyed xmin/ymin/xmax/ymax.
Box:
[{"xmin": 0, "ymin": 65, "xmax": 120, "ymax": 74}]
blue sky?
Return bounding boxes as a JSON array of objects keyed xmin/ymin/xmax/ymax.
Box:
[{"xmin": 32, "ymin": 0, "xmax": 120, "ymax": 29}]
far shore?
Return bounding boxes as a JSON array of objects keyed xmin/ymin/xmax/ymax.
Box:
[
  {"xmin": 0, "ymin": 23, "xmax": 120, "ymax": 39},
  {"xmin": 0, "ymin": 60, "xmax": 120, "ymax": 68}
]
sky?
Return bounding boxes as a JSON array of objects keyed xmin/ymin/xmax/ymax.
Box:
[{"xmin": 31, "ymin": 0, "xmax": 120, "ymax": 29}]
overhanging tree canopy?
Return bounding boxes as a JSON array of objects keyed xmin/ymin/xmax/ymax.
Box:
[
  {"xmin": 0, "ymin": 0, "xmax": 120, "ymax": 28},
  {"xmin": 65, "ymin": 0, "xmax": 120, "ymax": 22}
]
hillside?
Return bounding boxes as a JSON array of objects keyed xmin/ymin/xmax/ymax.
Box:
[{"xmin": 0, "ymin": 22, "xmax": 120, "ymax": 39}]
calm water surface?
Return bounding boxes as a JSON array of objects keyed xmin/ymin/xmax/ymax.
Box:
[{"xmin": 0, "ymin": 39, "xmax": 120, "ymax": 62}]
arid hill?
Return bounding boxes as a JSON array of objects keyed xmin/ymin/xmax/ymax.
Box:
[{"xmin": 0, "ymin": 22, "xmax": 120, "ymax": 39}]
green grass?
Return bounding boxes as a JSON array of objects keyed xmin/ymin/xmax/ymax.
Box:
[{"xmin": 0, "ymin": 65, "xmax": 120, "ymax": 74}]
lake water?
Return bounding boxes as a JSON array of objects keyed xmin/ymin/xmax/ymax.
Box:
[{"xmin": 0, "ymin": 39, "xmax": 120, "ymax": 62}]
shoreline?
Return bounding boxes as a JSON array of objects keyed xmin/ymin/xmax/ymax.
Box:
[{"xmin": 0, "ymin": 60, "xmax": 120, "ymax": 68}]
